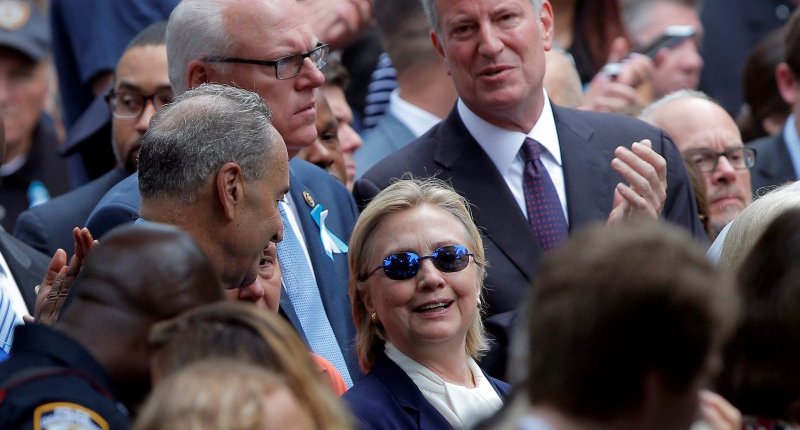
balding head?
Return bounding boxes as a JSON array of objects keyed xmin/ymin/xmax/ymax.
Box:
[
  {"xmin": 138, "ymin": 83, "xmax": 289, "ymax": 292},
  {"xmin": 167, "ymin": 0, "xmax": 325, "ymax": 154},
  {"xmin": 643, "ymin": 91, "xmax": 753, "ymax": 237}
]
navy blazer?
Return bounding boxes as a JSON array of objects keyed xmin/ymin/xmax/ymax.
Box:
[
  {"xmin": 353, "ymin": 103, "xmax": 704, "ymax": 378},
  {"xmin": 344, "ymin": 353, "xmax": 511, "ymax": 430},
  {"xmin": 14, "ymin": 168, "xmax": 129, "ymax": 255},
  {"xmin": 0, "ymin": 230, "xmax": 50, "ymax": 313},
  {"xmin": 84, "ymin": 159, "xmax": 361, "ymax": 379},
  {"xmin": 748, "ymin": 132, "xmax": 797, "ymax": 194}
]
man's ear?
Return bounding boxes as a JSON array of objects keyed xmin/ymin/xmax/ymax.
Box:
[
  {"xmin": 187, "ymin": 59, "xmax": 211, "ymax": 89},
  {"xmin": 431, "ymin": 31, "xmax": 450, "ymax": 76},
  {"xmin": 776, "ymin": 62, "xmax": 799, "ymax": 106},
  {"xmin": 540, "ymin": 0, "xmax": 555, "ymax": 51},
  {"xmin": 216, "ymin": 162, "xmax": 244, "ymax": 221}
]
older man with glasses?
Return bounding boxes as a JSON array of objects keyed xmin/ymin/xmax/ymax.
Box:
[
  {"xmin": 85, "ymin": 0, "xmax": 363, "ymax": 387},
  {"xmin": 642, "ymin": 90, "xmax": 755, "ymax": 240}
]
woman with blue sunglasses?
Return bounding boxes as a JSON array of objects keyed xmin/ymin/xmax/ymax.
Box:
[{"xmin": 343, "ymin": 179, "xmax": 511, "ymax": 429}]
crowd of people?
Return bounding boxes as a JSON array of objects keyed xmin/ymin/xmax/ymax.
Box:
[{"xmin": 0, "ymin": 0, "xmax": 798, "ymax": 429}]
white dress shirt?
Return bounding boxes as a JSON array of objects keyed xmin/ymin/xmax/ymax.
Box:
[
  {"xmin": 389, "ymin": 89, "xmax": 442, "ymax": 138},
  {"xmin": 457, "ymin": 92, "xmax": 568, "ymax": 222},
  {"xmin": 385, "ymin": 342, "xmax": 503, "ymax": 429}
]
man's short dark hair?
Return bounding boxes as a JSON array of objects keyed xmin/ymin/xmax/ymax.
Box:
[
  {"xmin": 785, "ymin": 8, "xmax": 800, "ymax": 76},
  {"xmin": 322, "ymin": 58, "xmax": 350, "ymax": 91},
  {"xmin": 525, "ymin": 221, "xmax": 738, "ymax": 420},
  {"xmin": 126, "ymin": 21, "xmax": 167, "ymax": 51}
]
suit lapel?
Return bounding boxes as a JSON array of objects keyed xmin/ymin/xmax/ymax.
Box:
[
  {"xmin": 431, "ymin": 110, "xmax": 541, "ymax": 283},
  {"xmin": 372, "ymin": 354, "xmax": 453, "ymax": 429},
  {"xmin": 0, "ymin": 232, "xmax": 38, "ymax": 312},
  {"xmin": 553, "ymin": 106, "xmax": 614, "ymax": 229}
]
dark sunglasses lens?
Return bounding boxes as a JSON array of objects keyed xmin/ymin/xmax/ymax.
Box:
[
  {"xmin": 383, "ymin": 252, "xmax": 420, "ymax": 280},
  {"xmin": 432, "ymin": 245, "xmax": 471, "ymax": 272}
]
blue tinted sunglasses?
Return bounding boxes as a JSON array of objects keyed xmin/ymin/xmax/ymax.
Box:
[{"xmin": 361, "ymin": 245, "xmax": 474, "ymax": 281}]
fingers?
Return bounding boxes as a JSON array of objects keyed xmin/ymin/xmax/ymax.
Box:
[
  {"xmin": 43, "ymin": 248, "xmax": 67, "ymax": 286},
  {"xmin": 611, "ymin": 139, "xmax": 667, "ymax": 217},
  {"xmin": 700, "ymin": 391, "xmax": 741, "ymax": 430},
  {"xmin": 605, "ymin": 36, "xmax": 629, "ymax": 64},
  {"xmin": 616, "ymin": 53, "xmax": 654, "ymax": 88}
]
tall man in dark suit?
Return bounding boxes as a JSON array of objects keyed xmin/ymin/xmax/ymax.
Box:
[
  {"xmin": 353, "ymin": 0, "xmax": 704, "ymax": 378},
  {"xmin": 13, "ymin": 22, "xmax": 172, "ymax": 256},
  {"xmin": 749, "ymin": 9, "xmax": 800, "ymax": 193},
  {"xmin": 86, "ymin": 0, "xmax": 362, "ymax": 386}
]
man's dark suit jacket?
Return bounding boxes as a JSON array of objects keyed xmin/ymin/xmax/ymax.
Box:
[
  {"xmin": 343, "ymin": 352, "xmax": 511, "ymax": 430},
  {"xmin": 83, "ymin": 159, "xmax": 361, "ymax": 380},
  {"xmin": 13, "ymin": 168, "xmax": 129, "ymax": 255},
  {"xmin": 352, "ymin": 104, "xmax": 704, "ymax": 378},
  {"xmin": 748, "ymin": 132, "xmax": 797, "ymax": 194},
  {"xmin": 0, "ymin": 230, "xmax": 50, "ymax": 313}
]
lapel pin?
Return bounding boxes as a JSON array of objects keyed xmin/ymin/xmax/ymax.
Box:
[{"xmin": 302, "ymin": 191, "xmax": 315, "ymax": 208}]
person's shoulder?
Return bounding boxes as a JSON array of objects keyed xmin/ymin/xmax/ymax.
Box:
[
  {"xmin": 747, "ymin": 133, "xmax": 781, "ymax": 151},
  {"xmin": 554, "ymin": 105, "xmax": 663, "ymax": 136}
]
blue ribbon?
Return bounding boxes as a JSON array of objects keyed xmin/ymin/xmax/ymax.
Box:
[{"xmin": 310, "ymin": 204, "xmax": 349, "ymax": 259}]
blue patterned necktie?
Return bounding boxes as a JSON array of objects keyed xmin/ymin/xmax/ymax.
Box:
[
  {"xmin": 0, "ymin": 265, "xmax": 21, "ymax": 360},
  {"xmin": 521, "ymin": 138, "xmax": 568, "ymax": 250},
  {"xmin": 277, "ymin": 203, "xmax": 353, "ymax": 387}
]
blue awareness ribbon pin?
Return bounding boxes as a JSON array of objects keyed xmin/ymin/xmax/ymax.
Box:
[{"xmin": 310, "ymin": 204, "xmax": 349, "ymax": 259}]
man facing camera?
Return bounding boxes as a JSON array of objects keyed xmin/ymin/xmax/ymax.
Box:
[
  {"xmin": 642, "ymin": 90, "xmax": 754, "ymax": 239},
  {"xmin": 353, "ymin": 0, "xmax": 704, "ymax": 379}
]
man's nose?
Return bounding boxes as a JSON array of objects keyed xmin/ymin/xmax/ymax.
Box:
[{"xmin": 711, "ymin": 155, "xmax": 737, "ymax": 183}]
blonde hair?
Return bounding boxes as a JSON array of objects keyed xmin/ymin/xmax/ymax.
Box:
[
  {"xmin": 134, "ymin": 360, "xmax": 312, "ymax": 430},
  {"xmin": 718, "ymin": 181, "xmax": 800, "ymax": 274},
  {"xmin": 348, "ymin": 178, "xmax": 488, "ymax": 372},
  {"xmin": 148, "ymin": 302, "xmax": 352, "ymax": 430}
]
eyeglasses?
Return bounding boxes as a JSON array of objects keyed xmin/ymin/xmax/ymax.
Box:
[
  {"xmin": 361, "ymin": 245, "xmax": 475, "ymax": 281},
  {"xmin": 106, "ymin": 89, "xmax": 174, "ymax": 119},
  {"xmin": 203, "ymin": 43, "xmax": 329, "ymax": 80},
  {"xmin": 683, "ymin": 147, "xmax": 756, "ymax": 173}
]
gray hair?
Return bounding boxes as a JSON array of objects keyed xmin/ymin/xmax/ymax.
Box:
[
  {"xmin": 419, "ymin": 0, "xmax": 542, "ymax": 35},
  {"xmin": 640, "ymin": 89, "xmax": 716, "ymax": 122},
  {"xmin": 166, "ymin": 0, "xmax": 230, "ymax": 94},
  {"xmin": 138, "ymin": 83, "xmax": 275, "ymax": 203}
]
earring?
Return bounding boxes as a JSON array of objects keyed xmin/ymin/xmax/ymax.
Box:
[{"xmin": 370, "ymin": 312, "xmax": 376, "ymax": 321}]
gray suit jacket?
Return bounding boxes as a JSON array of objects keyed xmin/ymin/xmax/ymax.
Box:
[{"xmin": 356, "ymin": 111, "xmax": 417, "ymax": 178}]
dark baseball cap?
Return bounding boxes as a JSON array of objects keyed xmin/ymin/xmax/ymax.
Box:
[{"xmin": 0, "ymin": 0, "xmax": 50, "ymax": 61}]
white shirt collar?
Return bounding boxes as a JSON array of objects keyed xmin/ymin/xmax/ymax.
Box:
[
  {"xmin": 388, "ymin": 89, "xmax": 443, "ymax": 138},
  {"xmin": 457, "ymin": 91, "xmax": 561, "ymax": 178}
]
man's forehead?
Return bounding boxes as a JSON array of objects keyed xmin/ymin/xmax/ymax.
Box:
[{"xmin": 222, "ymin": 0, "xmax": 315, "ymax": 58}]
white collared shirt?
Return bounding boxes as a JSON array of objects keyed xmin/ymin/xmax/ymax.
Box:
[
  {"xmin": 385, "ymin": 342, "xmax": 503, "ymax": 429},
  {"xmin": 388, "ymin": 89, "xmax": 442, "ymax": 138},
  {"xmin": 458, "ymin": 92, "xmax": 568, "ymax": 222}
]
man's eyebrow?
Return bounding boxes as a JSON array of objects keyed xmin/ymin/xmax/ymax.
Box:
[{"xmin": 116, "ymin": 82, "xmax": 142, "ymax": 91}]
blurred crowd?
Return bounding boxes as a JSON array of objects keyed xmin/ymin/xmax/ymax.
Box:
[{"xmin": 0, "ymin": 0, "xmax": 798, "ymax": 429}]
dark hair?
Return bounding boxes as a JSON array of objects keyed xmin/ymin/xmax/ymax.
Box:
[
  {"xmin": 126, "ymin": 21, "xmax": 167, "ymax": 50},
  {"xmin": 571, "ymin": 0, "xmax": 629, "ymax": 82},
  {"xmin": 322, "ymin": 58, "xmax": 350, "ymax": 91},
  {"xmin": 717, "ymin": 208, "xmax": 800, "ymax": 422},
  {"xmin": 526, "ymin": 221, "xmax": 738, "ymax": 420},
  {"xmin": 374, "ymin": 0, "xmax": 438, "ymax": 73},
  {"xmin": 786, "ymin": 8, "xmax": 800, "ymax": 77},
  {"xmin": 738, "ymin": 28, "xmax": 790, "ymax": 142}
]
